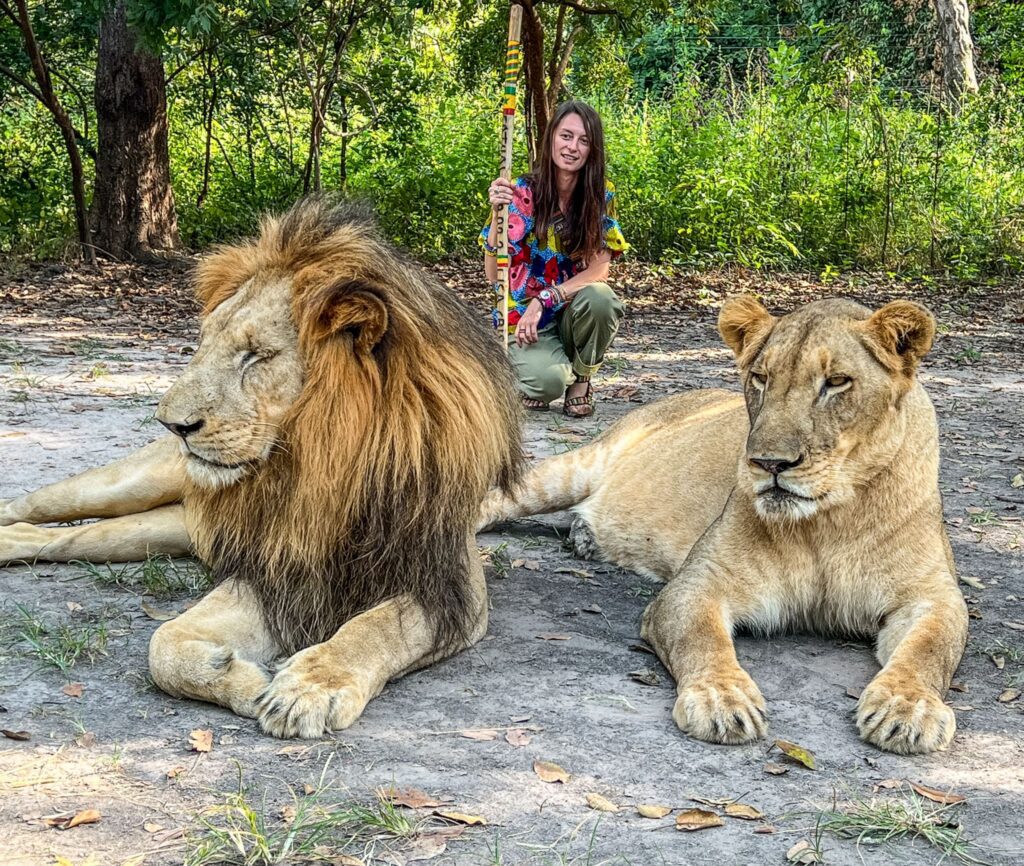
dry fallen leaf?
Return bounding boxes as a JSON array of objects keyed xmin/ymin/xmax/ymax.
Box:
[
  {"xmin": 786, "ymin": 840, "xmax": 821, "ymax": 863},
  {"xmin": 689, "ymin": 795, "xmax": 736, "ymax": 807},
  {"xmin": 585, "ymin": 793, "xmax": 619, "ymax": 813},
  {"xmin": 461, "ymin": 729, "xmax": 498, "ymax": 741},
  {"xmin": 754, "ymin": 823, "xmax": 776, "ymax": 834},
  {"xmin": 533, "ymin": 760, "xmax": 570, "ymax": 784},
  {"xmin": 379, "ymin": 787, "xmax": 444, "ymax": 809},
  {"xmin": 1011, "ymin": 473, "xmax": 1024, "ymax": 489},
  {"xmin": 629, "ymin": 669, "xmax": 660, "ymax": 686},
  {"xmin": 143, "ymin": 821, "xmax": 164, "ymax": 833},
  {"xmin": 66, "ymin": 601, "xmax": 83, "ymax": 612},
  {"xmin": 2, "ymin": 729, "xmax": 31, "ymax": 741},
  {"xmin": 523, "ymin": 560, "xmax": 541, "ymax": 570},
  {"xmin": 636, "ymin": 804, "xmax": 672, "ymax": 819},
  {"xmin": 773, "ymin": 738, "xmax": 817, "ymax": 770},
  {"xmin": 505, "ymin": 728, "xmax": 532, "ymax": 747},
  {"xmin": 141, "ymin": 602, "xmax": 177, "ymax": 621},
  {"xmin": 188, "ymin": 729, "xmax": 213, "ymax": 753},
  {"xmin": 763, "ymin": 762, "xmax": 789, "ymax": 776},
  {"xmin": 433, "ymin": 810, "xmax": 487, "ymax": 826},
  {"xmin": 724, "ymin": 802, "xmax": 764, "ymax": 820},
  {"xmin": 991, "ymin": 654, "xmax": 1006, "ymax": 670},
  {"xmin": 997, "ymin": 688, "xmax": 1021, "ymax": 703},
  {"xmin": 1003, "ymin": 621, "xmax": 1024, "ymax": 631},
  {"xmin": 873, "ymin": 778, "xmax": 901, "ymax": 793},
  {"xmin": 536, "ymin": 634, "xmax": 572, "ymax": 641},
  {"xmin": 845, "ymin": 686, "xmax": 862, "ymax": 700},
  {"xmin": 45, "ymin": 809, "xmax": 101, "ymax": 830},
  {"xmin": 949, "ymin": 681, "xmax": 968, "ymax": 693},
  {"xmin": 908, "ymin": 782, "xmax": 966, "ymax": 805},
  {"xmin": 675, "ymin": 808, "xmax": 723, "ymax": 831},
  {"xmin": 62, "ymin": 682, "xmax": 84, "ymax": 698},
  {"xmin": 280, "ymin": 805, "xmax": 297, "ymax": 825},
  {"xmin": 166, "ymin": 766, "xmax": 185, "ymax": 779},
  {"xmin": 959, "ymin": 574, "xmax": 985, "ymax": 589}
]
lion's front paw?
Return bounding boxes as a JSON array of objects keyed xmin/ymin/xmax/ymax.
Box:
[
  {"xmin": 673, "ymin": 668, "xmax": 767, "ymax": 745},
  {"xmin": 857, "ymin": 677, "xmax": 955, "ymax": 754},
  {"xmin": 256, "ymin": 653, "xmax": 367, "ymax": 739}
]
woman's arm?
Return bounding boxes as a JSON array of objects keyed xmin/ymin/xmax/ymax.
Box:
[
  {"xmin": 482, "ymin": 178, "xmax": 514, "ymax": 282},
  {"xmin": 555, "ymin": 249, "xmax": 612, "ymax": 300}
]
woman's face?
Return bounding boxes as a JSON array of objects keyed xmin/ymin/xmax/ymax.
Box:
[{"xmin": 551, "ymin": 112, "xmax": 590, "ymax": 175}]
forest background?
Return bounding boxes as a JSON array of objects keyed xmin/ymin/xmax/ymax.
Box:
[{"xmin": 1, "ymin": 0, "xmax": 1021, "ymax": 278}]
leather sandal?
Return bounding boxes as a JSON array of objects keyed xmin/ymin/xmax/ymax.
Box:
[
  {"xmin": 521, "ymin": 393, "xmax": 550, "ymax": 412},
  {"xmin": 562, "ymin": 380, "xmax": 594, "ymax": 418}
]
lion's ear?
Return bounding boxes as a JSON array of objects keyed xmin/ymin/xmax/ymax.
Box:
[
  {"xmin": 863, "ymin": 300, "xmax": 935, "ymax": 378},
  {"xmin": 719, "ymin": 295, "xmax": 775, "ymax": 362},
  {"xmin": 320, "ymin": 284, "xmax": 389, "ymax": 354}
]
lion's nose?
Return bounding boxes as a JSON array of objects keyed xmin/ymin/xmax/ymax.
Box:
[
  {"xmin": 158, "ymin": 417, "xmax": 205, "ymax": 439},
  {"xmin": 749, "ymin": 455, "xmax": 803, "ymax": 475}
]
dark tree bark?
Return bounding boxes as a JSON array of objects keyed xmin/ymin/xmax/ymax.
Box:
[{"xmin": 92, "ymin": 0, "xmax": 180, "ymax": 260}]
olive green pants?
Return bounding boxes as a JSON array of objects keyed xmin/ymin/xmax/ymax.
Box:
[{"xmin": 508, "ymin": 282, "xmax": 624, "ymax": 404}]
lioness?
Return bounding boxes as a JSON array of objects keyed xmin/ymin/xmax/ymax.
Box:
[
  {"xmin": 0, "ymin": 198, "xmax": 523, "ymax": 738},
  {"xmin": 481, "ymin": 297, "xmax": 968, "ymax": 754}
]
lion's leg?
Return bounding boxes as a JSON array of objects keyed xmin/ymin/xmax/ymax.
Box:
[
  {"xmin": 0, "ymin": 436, "xmax": 185, "ymax": 527},
  {"xmin": 258, "ymin": 536, "xmax": 488, "ymax": 739},
  {"xmin": 641, "ymin": 579, "xmax": 768, "ymax": 745},
  {"xmin": 0, "ymin": 504, "xmax": 190, "ymax": 565},
  {"xmin": 857, "ymin": 588, "xmax": 968, "ymax": 755},
  {"xmin": 148, "ymin": 579, "xmax": 278, "ymax": 718}
]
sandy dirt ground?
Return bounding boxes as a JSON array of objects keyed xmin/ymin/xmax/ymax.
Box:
[{"xmin": 0, "ymin": 261, "xmax": 1022, "ymax": 866}]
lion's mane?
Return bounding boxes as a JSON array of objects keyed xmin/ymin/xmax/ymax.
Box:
[{"xmin": 184, "ymin": 197, "xmax": 523, "ymax": 656}]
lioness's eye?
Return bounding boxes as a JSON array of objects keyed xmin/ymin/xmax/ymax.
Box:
[{"xmin": 750, "ymin": 371, "xmax": 767, "ymax": 389}]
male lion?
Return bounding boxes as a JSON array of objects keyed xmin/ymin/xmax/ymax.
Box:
[
  {"xmin": 0, "ymin": 198, "xmax": 522, "ymax": 738},
  {"xmin": 480, "ymin": 297, "xmax": 968, "ymax": 754}
]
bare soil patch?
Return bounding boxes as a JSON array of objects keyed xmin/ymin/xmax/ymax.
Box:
[{"xmin": 1, "ymin": 261, "xmax": 1022, "ymax": 865}]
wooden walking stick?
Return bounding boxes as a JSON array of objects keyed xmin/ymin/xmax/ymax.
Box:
[{"xmin": 494, "ymin": 4, "xmax": 523, "ymax": 349}]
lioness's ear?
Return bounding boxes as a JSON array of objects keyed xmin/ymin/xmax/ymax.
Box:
[
  {"xmin": 319, "ymin": 283, "xmax": 389, "ymax": 354},
  {"xmin": 718, "ymin": 296, "xmax": 775, "ymax": 362},
  {"xmin": 863, "ymin": 300, "xmax": 935, "ymax": 378}
]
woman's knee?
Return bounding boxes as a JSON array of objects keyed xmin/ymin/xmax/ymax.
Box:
[{"xmin": 570, "ymin": 283, "xmax": 622, "ymax": 322}]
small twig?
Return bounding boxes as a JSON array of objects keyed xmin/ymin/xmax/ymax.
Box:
[{"xmin": 421, "ymin": 724, "xmax": 541, "ymax": 736}]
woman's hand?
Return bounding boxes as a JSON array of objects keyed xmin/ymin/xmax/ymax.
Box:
[
  {"xmin": 515, "ymin": 299, "xmax": 543, "ymax": 347},
  {"xmin": 488, "ymin": 178, "xmax": 514, "ymax": 211}
]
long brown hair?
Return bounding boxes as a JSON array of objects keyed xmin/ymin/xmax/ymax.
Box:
[{"xmin": 528, "ymin": 101, "xmax": 607, "ymax": 265}]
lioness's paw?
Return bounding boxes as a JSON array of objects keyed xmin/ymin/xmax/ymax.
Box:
[
  {"xmin": 857, "ymin": 679, "xmax": 955, "ymax": 754},
  {"xmin": 673, "ymin": 668, "xmax": 767, "ymax": 745},
  {"xmin": 256, "ymin": 656, "xmax": 366, "ymax": 739}
]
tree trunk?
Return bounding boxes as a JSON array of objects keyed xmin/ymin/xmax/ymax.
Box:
[
  {"xmin": 92, "ymin": 0, "xmax": 180, "ymax": 260},
  {"xmin": 933, "ymin": 0, "xmax": 979, "ymax": 108}
]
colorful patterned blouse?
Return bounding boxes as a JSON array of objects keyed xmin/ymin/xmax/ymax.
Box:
[{"xmin": 481, "ymin": 177, "xmax": 629, "ymax": 332}]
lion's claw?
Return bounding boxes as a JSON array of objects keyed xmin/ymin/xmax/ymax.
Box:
[
  {"xmin": 673, "ymin": 668, "xmax": 767, "ymax": 745},
  {"xmin": 857, "ymin": 678, "xmax": 955, "ymax": 754},
  {"xmin": 256, "ymin": 656, "xmax": 366, "ymax": 739}
]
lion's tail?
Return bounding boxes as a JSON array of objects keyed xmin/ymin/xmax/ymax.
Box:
[{"xmin": 477, "ymin": 444, "xmax": 609, "ymax": 531}]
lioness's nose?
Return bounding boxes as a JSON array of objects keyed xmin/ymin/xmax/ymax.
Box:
[
  {"xmin": 158, "ymin": 417, "xmax": 205, "ymax": 439},
  {"xmin": 749, "ymin": 455, "xmax": 803, "ymax": 475}
]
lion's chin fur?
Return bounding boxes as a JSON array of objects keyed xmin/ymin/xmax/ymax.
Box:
[{"xmin": 183, "ymin": 457, "xmax": 251, "ymax": 490}]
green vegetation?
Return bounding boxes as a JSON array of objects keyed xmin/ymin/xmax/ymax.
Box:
[
  {"xmin": 2, "ymin": 2, "xmax": 1023, "ymax": 276},
  {"xmin": 816, "ymin": 791, "xmax": 986, "ymax": 864},
  {"xmin": 73, "ymin": 554, "xmax": 213, "ymax": 598},
  {"xmin": 7, "ymin": 603, "xmax": 111, "ymax": 674}
]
